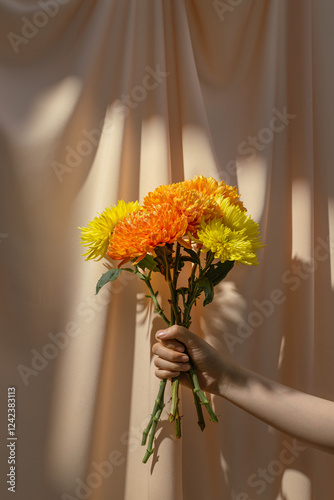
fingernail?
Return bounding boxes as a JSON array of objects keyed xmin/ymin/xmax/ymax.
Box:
[
  {"xmin": 180, "ymin": 354, "xmax": 189, "ymax": 362},
  {"xmin": 175, "ymin": 345, "xmax": 184, "ymax": 352},
  {"xmin": 156, "ymin": 331, "xmax": 167, "ymax": 339}
]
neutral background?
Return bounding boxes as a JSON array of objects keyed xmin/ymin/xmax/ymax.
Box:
[{"xmin": 1, "ymin": 1, "xmax": 334, "ymax": 499}]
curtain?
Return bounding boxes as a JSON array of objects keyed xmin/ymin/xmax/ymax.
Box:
[{"xmin": 1, "ymin": 1, "xmax": 333, "ymax": 498}]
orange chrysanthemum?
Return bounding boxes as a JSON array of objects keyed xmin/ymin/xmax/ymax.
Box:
[
  {"xmin": 182, "ymin": 175, "xmax": 246, "ymax": 211},
  {"xmin": 181, "ymin": 175, "xmax": 224, "ymax": 195},
  {"xmin": 107, "ymin": 203, "xmax": 188, "ymax": 261},
  {"xmin": 143, "ymin": 182, "xmax": 220, "ymax": 236}
]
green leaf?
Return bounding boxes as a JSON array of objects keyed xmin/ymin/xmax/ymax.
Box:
[
  {"xmin": 205, "ymin": 260, "xmax": 234, "ymax": 287},
  {"xmin": 136, "ymin": 255, "xmax": 159, "ymax": 272},
  {"xmin": 96, "ymin": 269, "xmax": 122, "ymax": 294},
  {"xmin": 197, "ymin": 277, "xmax": 214, "ymax": 307},
  {"xmin": 182, "ymin": 247, "xmax": 201, "ymax": 265}
]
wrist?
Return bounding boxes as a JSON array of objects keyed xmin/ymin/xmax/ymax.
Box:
[{"xmin": 217, "ymin": 360, "xmax": 245, "ymax": 399}]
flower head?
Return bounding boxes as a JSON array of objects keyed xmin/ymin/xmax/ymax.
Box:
[
  {"xmin": 108, "ymin": 203, "xmax": 188, "ymax": 261},
  {"xmin": 143, "ymin": 182, "xmax": 220, "ymax": 236},
  {"xmin": 197, "ymin": 197, "xmax": 263, "ymax": 265},
  {"xmin": 80, "ymin": 200, "xmax": 140, "ymax": 260},
  {"xmin": 182, "ymin": 175, "xmax": 246, "ymax": 211}
]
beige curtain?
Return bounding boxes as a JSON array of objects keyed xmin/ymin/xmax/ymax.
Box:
[{"xmin": 1, "ymin": 1, "xmax": 334, "ymax": 498}]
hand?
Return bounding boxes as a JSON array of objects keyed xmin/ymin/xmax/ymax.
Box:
[
  {"xmin": 152, "ymin": 325, "xmax": 229, "ymax": 396},
  {"xmin": 154, "ymin": 328, "xmax": 334, "ymax": 454}
]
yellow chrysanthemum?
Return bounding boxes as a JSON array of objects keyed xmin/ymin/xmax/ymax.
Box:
[
  {"xmin": 143, "ymin": 182, "xmax": 220, "ymax": 236},
  {"xmin": 80, "ymin": 200, "xmax": 141, "ymax": 260},
  {"xmin": 108, "ymin": 203, "xmax": 188, "ymax": 261},
  {"xmin": 182, "ymin": 175, "xmax": 246, "ymax": 211},
  {"xmin": 197, "ymin": 197, "xmax": 263, "ymax": 265},
  {"xmin": 215, "ymin": 195, "xmax": 261, "ymax": 238}
]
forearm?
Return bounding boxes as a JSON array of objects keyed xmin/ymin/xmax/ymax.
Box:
[{"xmin": 221, "ymin": 364, "xmax": 334, "ymax": 454}]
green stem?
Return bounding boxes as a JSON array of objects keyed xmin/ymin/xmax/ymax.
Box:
[
  {"xmin": 182, "ymin": 251, "xmax": 215, "ymax": 327},
  {"xmin": 168, "ymin": 282, "xmax": 177, "ymax": 326},
  {"xmin": 163, "ymin": 247, "xmax": 172, "ymax": 283},
  {"xmin": 182, "ymin": 282, "xmax": 199, "ymax": 328},
  {"xmin": 187, "ymin": 372, "xmax": 205, "ymax": 431},
  {"xmin": 144, "ymin": 277, "xmax": 170, "ymax": 325},
  {"xmin": 201, "ymin": 251, "xmax": 215, "ymax": 275},
  {"xmin": 141, "ymin": 247, "xmax": 219, "ymax": 463},
  {"xmin": 188, "ymin": 363, "xmax": 218, "ymax": 423},
  {"xmin": 187, "ymin": 251, "xmax": 199, "ymax": 294},
  {"xmin": 169, "ymin": 376, "xmax": 180, "ymax": 422},
  {"xmin": 142, "ymin": 379, "xmax": 167, "ymax": 463},
  {"xmin": 173, "ymin": 242, "xmax": 181, "ymax": 286},
  {"xmin": 169, "ymin": 375, "xmax": 182, "ymax": 439},
  {"xmin": 169, "ymin": 242, "xmax": 182, "ymax": 325},
  {"xmin": 174, "ymin": 405, "xmax": 181, "ymax": 439}
]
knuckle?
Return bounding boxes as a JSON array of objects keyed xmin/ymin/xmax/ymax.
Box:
[
  {"xmin": 153, "ymin": 357, "xmax": 160, "ymax": 367},
  {"xmin": 171, "ymin": 351, "xmax": 182, "ymax": 362},
  {"xmin": 155, "ymin": 369, "xmax": 163, "ymax": 379}
]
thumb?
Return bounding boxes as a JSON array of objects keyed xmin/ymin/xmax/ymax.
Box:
[{"xmin": 156, "ymin": 325, "xmax": 196, "ymax": 346}]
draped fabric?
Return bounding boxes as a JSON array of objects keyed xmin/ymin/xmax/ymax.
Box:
[{"xmin": 1, "ymin": 1, "xmax": 334, "ymax": 499}]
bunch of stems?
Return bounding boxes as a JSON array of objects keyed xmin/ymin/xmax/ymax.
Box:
[{"xmin": 141, "ymin": 243, "xmax": 218, "ymax": 464}]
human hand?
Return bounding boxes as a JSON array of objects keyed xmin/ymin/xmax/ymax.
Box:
[{"xmin": 152, "ymin": 325, "xmax": 229, "ymax": 396}]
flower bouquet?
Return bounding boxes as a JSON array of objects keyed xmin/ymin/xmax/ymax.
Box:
[{"xmin": 80, "ymin": 176, "xmax": 262, "ymax": 463}]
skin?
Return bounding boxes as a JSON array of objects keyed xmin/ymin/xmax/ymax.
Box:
[{"xmin": 153, "ymin": 325, "xmax": 334, "ymax": 455}]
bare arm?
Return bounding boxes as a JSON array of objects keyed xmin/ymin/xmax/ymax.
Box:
[
  {"xmin": 153, "ymin": 326, "xmax": 334, "ymax": 454},
  {"xmin": 221, "ymin": 363, "xmax": 334, "ymax": 454}
]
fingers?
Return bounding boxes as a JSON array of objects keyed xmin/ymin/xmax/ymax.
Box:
[
  {"xmin": 152, "ymin": 342, "xmax": 189, "ymax": 363},
  {"xmin": 154, "ymin": 356, "xmax": 190, "ymax": 373},
  {"xmin": 156, "ymin": 338, "xmax": 185, "ymax": 354},
  {"xmin": 154, "ymin": 360, "xmax": 190, "ymax": 380},
  {"xmin": 154, "ymin": 368, "xmax": 180, "ymax": 380},
  {"xmin": 155, "ymin": 326, "xmax": 207, "ymax": 357},
  {"xmin": 152, "ymin": 342, "xmax": 189, "ymax": 364},
  {"xmin": 152, "ymin": 341, "xmax": 190, "ymax": 380}
]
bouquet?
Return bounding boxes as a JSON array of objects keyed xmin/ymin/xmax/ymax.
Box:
[{"xmin": 79, "ymin": 176, "xmax": 263, "ymax": 463}]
